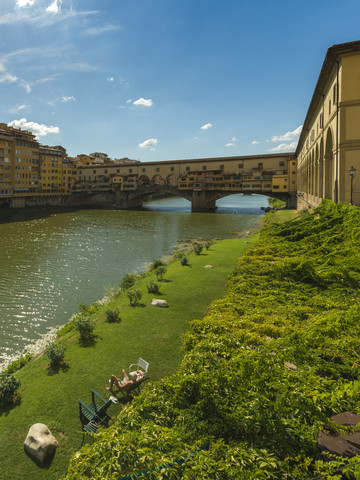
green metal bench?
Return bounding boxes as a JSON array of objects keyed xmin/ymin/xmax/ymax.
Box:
[{"xmin": 78, "ymin": 389, "xmax": 112, "ymax": 444}]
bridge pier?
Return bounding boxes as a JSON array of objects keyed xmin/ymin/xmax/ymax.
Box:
[{"xmin": 190, "ymin": 190, "xmax": 218, "ymax": 212}]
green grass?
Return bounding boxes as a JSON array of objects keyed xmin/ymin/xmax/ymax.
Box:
[{"xmin": 0, "ymin": 237, "xmax": 256, "ymax": 480}]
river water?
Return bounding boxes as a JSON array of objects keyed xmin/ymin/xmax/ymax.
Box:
[{"xmin": 0, "ymin": 194, "xmax": 268, "ymax": 365}]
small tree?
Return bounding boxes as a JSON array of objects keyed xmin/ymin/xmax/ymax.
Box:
[
  {"xmin": 75, "ymin": 315, "xmax": 95, "ymax": 341},
  {"xmin": 119, "ymin": 273, "xmax": 136, "ymax": 291},
  {"xmin": 46, "ymin": 343, "xmax": 66, "ymax": 367},
  {"xmin": 194, "ymin": 244, "xmax": 203, "ymax": 255},
  {"xmin": 105, "ymin": 308, "xmax": 121, "ymax": 323},
  {"xmin": 205, "ymin": 242, "xmax": 211, "ymax": 250},
  {"xmin": 147, "ymin": 281, "xmax": 160, "ymax": 294},
  {"xmin": 150, "ymin": 259, "xmax": 165, "ymax": 271},
  {"xmin": 155, "ymin": 266, "xmax": 166, "ymax": 281},
  {"xmin": 181, "ymin": 256, "xmax": 189, "ymax": 266},
  {"xmin": 0, "ymin": 376, "xmax": 21, "ymax": 409},
  {"xmin": 127, "ymin": 288, "xmax": 142, "ymax": 306}
]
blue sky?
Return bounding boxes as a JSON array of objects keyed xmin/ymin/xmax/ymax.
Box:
[{"xmin": 1, "ymin": 0, "xmax": 359, "ymax": 161}]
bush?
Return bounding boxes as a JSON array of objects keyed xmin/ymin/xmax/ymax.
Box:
[
  {"xmin": 74, "ymin": 315, "xmax": 95, "ymax": 340},
  {"xmin": 205, "ymin": 242, "xmax": 211, "ymax": 250},
  {"xmin": 78, "ymin": 302, "xmax": 101, "ymax": 315},
  {"xmin": 46, "ymin": 343, "xmax": 66, "ymax": 367},
  {"xmin": 127, "ymin": 288, "xmax": 142, "ymax": 306},
  {"xmin": 155, "ymin": 266, "xmax": 167, "ymax": 281},
  {"xmin": 105, "ymin": 308, "xmax": 121, "ymax": 323},
  {"xmin": 194, "ymin": 244, "xmax": 203, "ymax": 255},
  {"xmin": 3, "ymin": 353, "xmax": 33, "ymax": 376},
  {"xmin": 119, "ymin": 273, "xmax": 137, "ymax": 291},
  {"xmin": 0, "ymin": 375, "xmax": 21, "ymax": 408},
  {"xmin": 147, "ymin": 281, "xmax": 160, "ymax": 294},
  {"xmin": 150, "ymin": 259, "xmax": 165, "ymax": 271},
  {"xmin": 181, "ymin": 256, "xmax": 189, "ymax": 266}
]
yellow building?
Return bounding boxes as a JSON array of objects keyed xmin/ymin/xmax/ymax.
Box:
[
  {"xmin": 39, "ymin": 145, "xmax": 67, "ymax": 194},
  {"xmin": 297, "ymin": 40, "xmax": 360, "ymax": 206},
  {"xmin": 0, "ymin": 122, "xmax": 40, "ymax": 197}
]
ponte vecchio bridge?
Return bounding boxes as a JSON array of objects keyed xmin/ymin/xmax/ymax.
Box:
[{"xmin": 74, "ymin": 153, "xmax": 298, "ymax": 211}]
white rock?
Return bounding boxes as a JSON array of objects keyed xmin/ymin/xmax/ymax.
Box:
[
  {"xmin": 204, "ymin": 265, "xmax": 214, "ymax": 269},
  {"xmin": 151, "ymin": 299, "xmax": 169, "ymax": 308},
  {"xmin": 24, "ymin": 423, "xmax": 58, "ymax": 464}
]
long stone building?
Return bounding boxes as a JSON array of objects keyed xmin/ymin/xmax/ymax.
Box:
[{"xmin": 296, "ymin": 40, "xmax": 360, "ymax": 207}]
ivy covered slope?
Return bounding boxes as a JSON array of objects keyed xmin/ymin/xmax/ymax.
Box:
[{"xmin": 64, "ymin": 201, "xmax": 360, "ymax": 480}]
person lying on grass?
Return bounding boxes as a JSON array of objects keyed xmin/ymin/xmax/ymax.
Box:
[{"xmin": 106, "ymin": 369, "xmax": 144, "ymax": 392}]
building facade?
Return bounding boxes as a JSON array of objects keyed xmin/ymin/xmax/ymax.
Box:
[{"xmin": 297, "ymin": 41, "xmax": 360, "ymax": 207}]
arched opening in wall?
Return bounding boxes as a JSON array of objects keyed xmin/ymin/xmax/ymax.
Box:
[
  {"xmin": 216, "ymin": 193, "xmax": 270, "ymax": 212},
  {"xmin": 319, "ymin": 138, "xmax": 324, "ymax": 198},
  {"xmin": 315, "ymin": 145, "xmax": 319, "ymax": 197},
  {"xmin": 166, "ymin": 174, "xmax": 177, "ymax": 186},
  {"xmin": 151, "ymin": 175, "xmax": 165, "ymax": 186},
  {"xmin": 325, "ymin": 129, "xmax": 334, "ymax": 200},
  {"xmin": 310, "ymin": 150, "xmax": 314, "ymax": 196},
  {"xmin": 138, "ymin": 175, "xmax": 150, "ymax": 185}
]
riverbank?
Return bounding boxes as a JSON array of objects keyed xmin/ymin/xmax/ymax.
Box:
[
  {"xmin": 0, "ymin": 231, "xmax": 262, "ymax": 480},
  {"xmin": 63, "ymin": 201, "xmax": 360, "ymax": 480}
]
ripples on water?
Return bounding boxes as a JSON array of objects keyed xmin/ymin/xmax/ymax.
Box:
[{"xmin": 0, "ymin": 194, "xmax": 268, "ymax": 362}]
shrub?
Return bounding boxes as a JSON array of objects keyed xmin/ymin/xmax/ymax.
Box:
[
  {"xmin": 150, "ymin": 259, "xmax": 165, "ymax": 271},
  {"xmin": 46, "ymin": 343, "xmax": 66, "ymax": 367},
  {"xmin": 3, "ymin": 353, "xmax": 33, "ymax": 376},
  {"xmin": 147, "ymin": 281, "xmax": 160, "ymax": 294},
  {"xmin": 0, "ymin": 375, "xmax": 21, "ymax": 408},
  {"xmin": 194, "ymin": 244, "xmax": 203, "ymax": 255},
  {"xmin": 119, "ymin": 273, "xmax": 137, "ymax": 291},
  {"xmin": 105, "ymin": 308, "xmax": 121, "ymax": 323},
  {"xmin": 127, "ymin": 288, "xmax": 142, "ymax": 306},
  {"xmin": 74, "ymin": 315, "xmax": 95, "ymax": 340},
  {"xmin": 78, "ymin": 302, "xmax": 101, "ymax": 315},
  {"xmin": 181, "ymin": 256, "xmax": 189, "ymax": 266},
  {"xmin": 155, "ymin": 266, "xmax": 166, "ymax": 281},
  {"xmin": 205, "ymin": 242, "xmax": 211, "ymax": 250}
]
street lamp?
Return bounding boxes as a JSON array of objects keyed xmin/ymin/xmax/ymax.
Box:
[{"xmin": 348, "ymin": 166, "xmax": 356, "ymax": 205}]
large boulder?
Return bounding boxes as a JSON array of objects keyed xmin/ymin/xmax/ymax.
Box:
[
  {"xmin": 151, "ymin": 299, "xmax": 169, "ymax": 308},
  {"xmin": 24, "ymin": 423, "xmax": 58, "ymax": 465},
  {"xmin": 317, "ymin": 412, "xmax": 360, "ymax": 459}
]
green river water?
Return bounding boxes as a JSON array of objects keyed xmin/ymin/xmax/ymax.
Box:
[{"xmin": 0, "ymin": 194, "xmax": 268, "ymax": 365}]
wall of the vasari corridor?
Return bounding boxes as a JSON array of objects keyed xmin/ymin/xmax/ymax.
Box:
[{"xmin": 296, "ymin": 41, "xmax": 360, "ymax": 208}]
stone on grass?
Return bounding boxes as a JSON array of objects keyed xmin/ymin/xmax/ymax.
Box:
[
  {"xmin": 317, "ymin": 412, "xmax": 360, "ymax": 459},
  {"xmin": 151, "ymin": 299, "xmax": 169, "ymax": 308},
  {"xmin": 204, "ymin": 265, "xmax": 214, "ymax": 269},
  {"xmin": 24, "ymin": 423, "xmax": 58, "ymax": 465}
]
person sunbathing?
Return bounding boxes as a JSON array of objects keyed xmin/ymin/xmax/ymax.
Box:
[{"xmin": 106, "ymin": 369, "xmax": 144, "ymax": 392}]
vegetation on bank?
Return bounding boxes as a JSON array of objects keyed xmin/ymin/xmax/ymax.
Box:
[
  {"xmin": 0, "ymin": 235, "xmax": 256, "ymax": 480},
  {"xmin": 63, "ymin": 201, "xmax": 360, "ymax": 479}
]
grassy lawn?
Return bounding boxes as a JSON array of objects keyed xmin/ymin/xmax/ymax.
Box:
[{"xmin": 0, "ymin": 236, "xmax": 258, "ymax": 480}]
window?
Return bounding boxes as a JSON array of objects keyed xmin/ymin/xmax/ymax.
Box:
[
  {"xmin": 129, "ymin": 168, "xmax": 132, "ymax": 173},
  {"xmin": 258, "ymin": 162, "xmax": 263, "ymax": 168},
  {"xmin": 320, "ymin": 113, "xmax": 324, "ymax": 128},
  {"xmin": 220, "ymin": 164, "xmax": 224, "ymax": 170},
  {"xmin": 279, "ymin": 161, "xmax": 284, "ymax": 167},
  {"xmin": 104, "ymin": 170, "xmax": 108, "ymax": 174},
  {"xmin": 142, "ymin": 168, "xmax": 146, "ymax": 173},
  {"xmin": 186, "ymin": 166, "xmax": 190, "ymax": 171},
  {"xmin": 202, "ymin": 166, "xmax": 207, "ymax": 171},
  {"xmin": 238, "ymin": 163, "xmax": 243, "ymax": 169},
  {"xmin": 333, "ymin": 83, "xmax": 338, "ymax": 104},
  {"xmin": 329, "ymin": 100, "xmax": 331, "ymax": 114},
  {"xmin": 311, "ymin": 130, "xmax": 315, "ymax": 142},
  {"xmin": 171, "ymin": 166, "xmax": 174, "ymax": 172},
  {"xmin": 156, "ymin": 167, "xmax": 160, "ymax": 172}
]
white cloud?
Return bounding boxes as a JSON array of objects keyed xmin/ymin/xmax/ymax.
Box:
[
  {"xmin": 251, "ymin": 140, "xmax": 260, "ymax": 145},
  {"xmin": 0, "ymin": 72, "xmax": 18, "ymax": 84},
  {"xmin": 225, "ymin": 143, "xmax": 235, "ymax": 147},
  {"xmin": 84, "ymin": 24, "xmax": 121, "ymax": 36},
  {"xmin": 46, "ymin": 0, "xmax": 62, "ymax": 14},
  {"xmin": 16, "ymin": 0, "xmax": 34, "ymax": 6},
  {"xmin": 107, "ymin": 76, "xmax": 114, "ymax": 82},
  {"xmin": 200, "ymin": 123, "xmax": 212, "ymax": 130},
  {"xmin": 271, "ymin": 125, "xmax": 302, "ymax": 142},
  {"xmin": 61, "ymin": 95, "xmax": 76, "ymax": 103},
  {"xmin": 133, "ymin": 98, "xmax": 153, "ymax": 107},
  {"xmin": 126, "ymin": 99, "xmax": 132, "ymax": 104},
  {"xmin": 269, "ymin": 141, "xmax": 297, "ymax": 153},
  {"xmin": 8, "ymin": 118, "xmax": 60, "ymax": 139},
  {"xmin": 9, "ymin": 104, "xmax": 28, "ymax": 114},
  {"xmin": 139, "ymin": 138, "xmax": 158, "ymax": 149}
]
